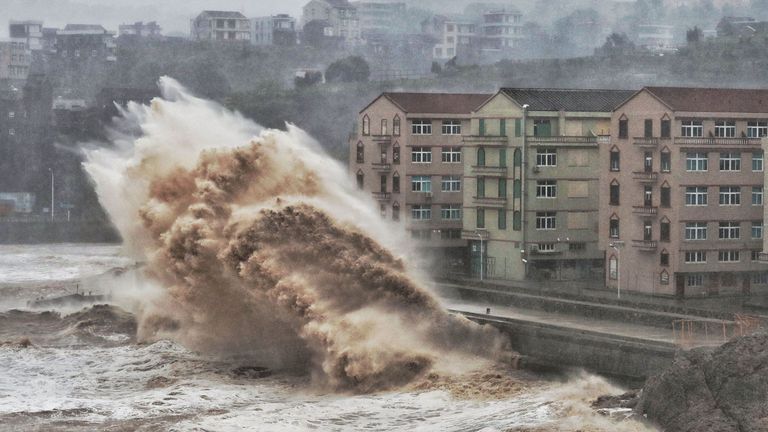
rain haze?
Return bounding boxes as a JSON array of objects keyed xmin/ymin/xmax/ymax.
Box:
[{"xmin": 1, "ymin": 0, "xmax": 767, "ymax": 431}]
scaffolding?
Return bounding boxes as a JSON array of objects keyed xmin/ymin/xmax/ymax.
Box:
[{"xmin": 672, "ymin": 314, "xmax": 762, "ymax": 347}]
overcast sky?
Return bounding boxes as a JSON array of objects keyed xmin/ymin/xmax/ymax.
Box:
[{"xmin": 0, "ymin": 0, "xmax": 308, "ymax": 37}]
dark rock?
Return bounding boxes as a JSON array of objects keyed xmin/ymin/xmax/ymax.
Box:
[
  {"xmin": 232, "ymin": 366, "xmax": 272, "ymax": 379},
  {"xmin": 592, "ymin": 390, "xmax": 639, "ymax": 409},
  {"xmin": 636, "ymin": 332, "xmax": 768, "ymax": 432}
]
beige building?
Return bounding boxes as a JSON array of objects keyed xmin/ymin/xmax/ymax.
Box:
[
  {"xmin": 0, "ymin": 39, "xmax": 31, "ymax": 81},
  {"xmin": 302, "ymin": 0, "xmax": 362, "ymax": 45},
  {"xmin": 191, "ymin": 11, "xmax": 251, "ymax": 42},
  {"xmin": 349, "ymin": 92, "xmax": 490, "ymax": 272},
  {"xmin": 462, "ymin": 88, "xmax": 634, "ymax": 281},
  {"xmin": 602, "ymin": 87, "xmax": 768, "ymax": 298}
]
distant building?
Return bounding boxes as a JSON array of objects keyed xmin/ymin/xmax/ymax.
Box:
[
  {"xmin": 41, "ymin": 28, "xmax": 58, "ymax": 53},
  {"xmin": 118, "ymin": 21, "xmax": 162, "ymax": 38},
  {"xmin": 190, "ymin": 11, "xmax": 251, "ymax": 42},
  {"xmin": 637, "ymin": 25, "xmax": 676, "ymax": 53},
  {"xmin": 0, "ymin": 40, "xmax": 31, "ymax": 80},
  {"xmin": 56, "ymin": 24, "xmax": 117, "ymax": 62},
  {"xmin": 302, "ymin": 0, "xmax": 361, "ymax": 45},
  {"xmin": 479, "ymin": 7, "xmax": 524, "ymax": 51},
  {"xmin": 0, "ymin": 192, "xmax": 35, "ymax": 214},
  {"xmin": 251, "ymin": 14, "xmax": 297, "ymax": 46},
  {"xmin": 9, "ymin": 20, "xmax": 43, "ymax": 51},
  {"xmin": 716, "ymin": 16, "xmax": 768, "ymax": 38},
  {"xmin": 351, "ymin": 1, "xmax": 407, "ymax": 37},
  {"xmin": 421, "ymin": 15, "xmax": 477, "ymax": 60}
]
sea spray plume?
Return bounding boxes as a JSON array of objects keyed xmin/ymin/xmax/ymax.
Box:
[{"xmin": 84, "ymin": 77, "xmax": 509, "ymax": 392}]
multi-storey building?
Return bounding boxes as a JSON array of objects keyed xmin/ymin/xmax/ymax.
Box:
[
  {"xmin": 462, "ymin": 88, "xmax": 634, "ymax": 281},
  {"xmin": 349, "ymin": 92, "xmax": 490, "ymax": 272},
  {"xmin": 421, "ymin": 15, "xmax": 477, "ymax": 60},
  {"xmin": 601, "ymin": 87, "xmax": 768, "ymax": 298},
  {"xmin": 56, "ymin": 25, "xmax": 117, "ymax": 62},
  {"xmin": 9, "ymin": 21, "xmax": 43, "ymax": 51},
  {"xmin": 0, "ymin": 39, "xmax": 31, "ymax": 81},
  {"xmin": 251, "ymin": 15, "xmax": 297, "ymax": 46},
  {"xmin": 351, "ymin": 1, "xmax": 407, "ymax": 37},
  {"xmin": 118, "ymin": 21, "xmax": 162, "ymax": 38},
  {"xmin": 479, "ymin": 7, "xmax": 524, "ymax": 51},
  {"xmin": 190, "ymin": 11, "xmax": 251, "ymax": 42},
  {"xmin": 302, "ymin": 0, "xmax": 361, "ymax": 45}
]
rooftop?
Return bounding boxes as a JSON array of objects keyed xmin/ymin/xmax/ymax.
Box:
[
  {"xmin": 199, "ymin": 11, "xmax": 248, "ymax": 19},
  {"xmin": 501, "ymin": 88, "xmax": 636, "ymax": 112},
  {"xmin": 381, "ymin": 92, "xmax": 491, "ymax": 114},
  {"xmin": 323, "ymin": 0, "xmax": 355, "ymax": 8},
  {"xmin": 644, "ymin": 87, "xmax": 768, "ymax": 113}
]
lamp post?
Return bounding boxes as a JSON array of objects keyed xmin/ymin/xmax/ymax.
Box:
[
  {"xmin": 610, "ymin": 241, "xmax": 624, "ymax": 299},
  {"xmin": 48, "ymin": 168, "xmax": 54, "ymax": 221},
  {"xmin": 476, "ymin": 231, "xmax": 484, "ymax": 282}
]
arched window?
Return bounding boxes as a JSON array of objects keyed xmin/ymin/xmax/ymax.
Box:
[
  {"xmin": 610, "ymin": 146, "xmax": 620, "ymax": 171},
  {"xmin": 513, "ymin": 148, "xmax": 522, "ymax": 167},
  {"xmin": 660, "ymin": 217, "xmax": 670, "ymax": 242},
  {"xmin": 660, "ymin": 249, "xmax": 670, "ymax": 266},
  {"xmin": 609, "ymin": 213, "xmax": 620, "ymax": 238},
  {"xmin": 513, "ymin": 210, "xmax": 521, "ymax": 231},
  {"xmin": 392, "ymin": 141, "xmax": 400, "ymax": 164},
  {"xmin": 661, "ymin": 113, "xmax": 671, "ymax": 139},
  {"xmin": 381, "ymin": 119, "xmax": 388, "ymax": 135},
  {"xmin": 392, "ymin": 202, "xmax": 400, "ymax": 221},
  {"xmin": 477, "ymin": 147, "xmax": 486, "ymax": 166},
  {"xmin": 392, "ymin": 171, "xmax": 400, "ymax": 193},
  {"xmin": 362, "ymin": 115, "xmax": 370, "ymax": 136},
  {"xmin": 661, "ymin": 182, "xmax": 671, "ymax": 208},
  {"xmin": 660, "ymin": 270, "xmax": 670, "ymax": 285},
  {"xmin": 661, "ymin": 147, "xmax": 671, "ymax": 172},
  {"xmin": 356, "ymin": 141, "xmax": 364, "ymax": 163},
  {"xmin": 609, "ymin": 255, "xmax": 618, "ymax": 280},
  {"xmin": 356, "ymin": 169, "xmax": 364, "ymax": 189},
  {"xmin": 393, "ymin": 115, "xmax": 401, "ymax": 136},
  {"xmin": 609, "ymin": 179, "xmax": 620, "ymax": 206},
  {"xmin": 618, "ymin": 114, "xmax": 628, "ymax": 139}
]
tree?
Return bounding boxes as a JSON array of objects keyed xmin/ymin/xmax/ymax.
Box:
[
  {"xmin": 325, "ymin": 56, "xmax": 370, "ymax": 83},
  {"xmin": 687, "ymin": 26, "xmax": 703, "ymax": 44},
  {"xmin": 430, "ymin": 61, "xmax": 442, "ymax": 74},
  {"xmin": 601, "ymin": 32, "xmax": 634, "ymax": 56}
]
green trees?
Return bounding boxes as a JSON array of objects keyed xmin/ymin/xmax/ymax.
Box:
[{"xmin": 325, "ymin": 56, "xmax": 370, "ymax": 83}]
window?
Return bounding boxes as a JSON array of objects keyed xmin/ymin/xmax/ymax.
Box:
[
  {"xmin": 412, "ymin": 120, "xmax": 432, "ymax": 135},
  {"xmin": 661, "ymin": 151, "xmax": 671, "ymax": 172},
  {"xmin": 660, "ymin": 270, "xmax": 670, "ymax": 285},
  {"xmin": 687, "ymin": 274, "xmax": 704, "ymax": 287},
  {"xmin": 536, "ymin": 212, "xmax": 556, "ymax": 230},
  {"xmin": 609, "ymin": 218, "xmax": 620, "ymax": 238},
  {"xmin": 618, "ymin": 118, "xmax": 628, "ymax": 139},
  {"xmin": 393, "ymin": 143, "xmax": 400, "ymax": 164},
  {"xmin": 685, "ymin": 187, "xmax": 707, "ymax": 206},
  {"xmin": 686, "ymin": 152, "xmax": 708, "ymax": 171},
  {"xmin": 441, "ymin": 176, "xmax": 461, "ymax": 192},
  {"xmin": 661, "ymin": 185, "xmax": 671, "ymax": 207},
  {"xmin": 380, "ymin": 203, "xmax": 387, "ymax": 217},
  {"xmin": 381, "ymin": 119, "xmax": 388, "ymax": 135},
  {"xmin": 393, "ymin": 173, "xmax": 400, "ymax": 193},
  {"xmin": 719, "ymin": 186, "xmax": 741, "ymax": 205},
  {"xmin": 533, "ymin": 119, "xmax": 551, "ymax": 137},
  {"xmin": 685, "ymin": 222, "xmax": 707, "ymax": 240},
  {"xmin": 441, "ymin": 204, "xmax": 461, "ymax": 220},
  {"xmin": 610, "ymin": 181, "xmax": 620, "ymax": 205},
  {"xmin": 411, "ymin": 176, "xmax": 431, "ymax": 192},
  {"xmin": 411, "ymin": 205, "xmax": 431, "ymax": 220},
  {"xmin": 513, "ymin": 149, "xmax": 522, "ymax": 167},
  {"xmin": 442, "ymin": 120, "xmax": 461, "ymax": 135},
  {"xmin": 442, "ymin": 147, "xmax": 461, "ymax": 163},
  {"xmin": 660, "ymin": 220, "xmax": 670, "ymax": 242},
  {"xmin": 753, "ymin": 152, "xmax": 764, "ymax": 171},
  {"xmin": 8, "ymin": 111, "xmax": 14, "ymax": 119},
  {"xmin": 380, "ymin": 175, "xmax": 387, "ymax": 193},
  {"xmin": 569, "ymin": 243, "xmax": 586, "ymax": 251},
  {"xmin": 498, "ymin": 209, "xmax": 506, "ymax": 229},
  {"xmin": 681, "ymin": 120, "xmax": 703, "ymax": 137},
  {"xmin": 661, "ymin": 118, "xmax": 671, "ymax": 138},
  {"xmin": 477, "ymin": 208, "xmax": 485, "ymax": 228},
  {"xmin": 8, "ymin": 128, "xmax": 14, "ymax": 136},
  {"xmin": 610, "ymin": 149, "xmax": 620, "ymax": 171},
  {"xmin": 753, "ymin": 187, "xmax": 763, "ymax": 205},
  {"xmin": 513, "ymin": 211, "xmax": 521, "ymax": 231},
  {"xmin": 362, "ymin": 115, "xmax": 370, "ymax": 135},
  {"xmin": 477, "ymin": 147, "xmax": 486, "ymax": 166},
  {"xmin": 718, "ymin": 250, "xmax": 740, "ymax": 263},
  {"xmin": 715, "ymin": 120, "xmax": 736, "ymax": 137},
  {"xmin": 440, "ymin": 229, "xmax": 462, "ymax": 240},
  {"xmin": 392, "ymin": 202, "xmax": 400, "ymax": 221},
  {"xmin": 538, "ymin": 243, "xmax": 556, "ymax": 252},
  {"xmin": 685, "ymin": 251, "xmax": 707, "ymax": 263},
  {"xmin": 660, "ymin": 251, "xmax": 669, "ymax": 266},
  {"xmin": 609, "ymin": 255, "xmax": 618, "ymax": 279},
  {"xmin": 644, "ymin": 119, "xmax": 653, "ymax": 138},
  {"xmin": 536, "ymin": 180, "xmax": 557, "ymax": 198},
  {"xmin": 356, "ymin": 170, "xmax": 364, "ymax": 189},
  {"xmin": 752, "ymin": 250, "xmax": 762, "ymax": 262},
  {"xmin": 536, "ymin": 149, "xmax": 556, "ymax": 167},
  {"xmin": 747, "ymin": 121, "xmax": 768, "ymax": 138},
  {"xmin": 719, "ymin": 152, "xmax": 741, "ymax": 171},
  {"xmin": 498, "ymin": 178, "xmax": 506, "ymax": 198},
  {"xmin": 393, "ymin": 115, "xmax": 401, "ymax": 136},
  {"xmin": 411, "ymin": 147, "xmax": 432, "ymax": 163},
  {"xmin": 751, "ymin": 221, "xmax": 764, "ymax": 239},
  {"xmin": 719, "ymin": 222, "xmax": 740, "ymax": 239},
  {"xmin": 753, "ymin": 271, "xmax": 768, "ymax": 284},
  {"xmin": 356, "ymin": 141, "xmax": 364, "ymax": 163}
]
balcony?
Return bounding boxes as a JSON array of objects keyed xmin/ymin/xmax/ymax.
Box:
[
  {"xmin": 370, "ymin": 134, "xmax": 392, "ymax": 144},
  {"xmin": 674, "ymin": 137, "xmax": 761, "ymax": 147},
  {"xmin": 633, "ymin": 137, "xmax": 662, "ymax": 148},
  {"xmin": 471, "ymin": 165, "xmax": 507, "ymax": 176},
  {"xmin": 371, "ymin": 162, "xmax": 391, "ymax": 172},
  {"xmin": 632, "ymin": 171, "xmax": 658, "ymax": 183},
  {"xmin": 526, "ymin": 135, "xmax": 598, "ymax": 147},
  {"xmin": 372, "ymin": 192, "xmax": 391, "ymax": 201},
  {"xmin": 473, "ymin": 196, "xmax": 507, "ymax": 207},
  {"xmin": 759, "ymin": 252, "xmax": 768, "ymax": 262},
  {"xmin": 632, "ymin": 239, "xmax": 658, "ymax": 251},
  {"xmin": 462, "ymin": 135, "xmax": 508, "ymax": 146},
  {"xmin": 461, "ymin": 229, "xmax": 489, "ymax": 241},
  {"xmin": 632, "ymin": 206, "xmax": 658, "ymax": 216}
]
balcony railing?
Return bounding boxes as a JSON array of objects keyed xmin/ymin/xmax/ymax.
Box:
[
  {"xmin": 632, "ymin": 239, "xmax": 658, "ymax": 251},
  {"xmin": 462, "ymin": 135, "xmax": 508, "ymax": 145},
  {"xmin": 526, "ymin": 135, "xmax": 598, "ymax": 146},
  {"xmin": 370, "ymin": 134, "xmax": 392, "ymax": 144},
  {"xmin": 471, "ymin": 165, "xmax": 507, "ymax": 175},
  {"xmin": 675, "ymin": 137, "xmax": 761, "ymax": 146},
  {"xmin": 633, "ymin": 137, "xmax": 662, "ymax": 147},
  {"xmin": 759, "ymin": 252, "xmax": 768, "ymax": 262},
  {"xmin": 472, "ymin": 196, "xmax": 507, "ymax": 207},
  {"xmin": 371, "ymin": 162, "xmax": 392, "ymax": 172},
  {"xmin": 632, "ymin": 206, "xmax": 658, "ymax": 215},
  {"xmin": 632, "ymin": 171, "xmax": 658, "ymax": 182},
  {"xmin": 372, "ymin": 192, "xmax": 391, "ymax": 201}
]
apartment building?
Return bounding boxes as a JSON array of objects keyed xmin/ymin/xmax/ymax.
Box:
[
  {"xmin": 9, "ymin": 20, "xmax": 43, "ymax": 51},
  {"xmin": 462, "ymin": 88, "xmax": 634, "ymax": 281},
  {"xmin": 349, "ymin": 92, "xmax": 490, "ymax": 271},
  {"xmin": 601, "ymin": 87, "xmax": 768, "ymax": 298},
  {"xmin": 118, "ymin": 21, "xmax": 162, "ymax": 38},
  {"xmin": 0, "ymin": 40, "xmax": 31, "ymax": 80},
  {"xmin": 56, "ymin": 25, "xmax": 117, "ymax": 62},
  {"xmin": 422, "ymin": 15, "xmax": 477, "ymax": 60},
  {"xmin": 302, "ymin": 0, "xmax": 361, "ymax": 45},
  {"xmin": 190, "ymin": 11, "xmax": 251, "ymax": 42},
  {"xmin": 251, "ymin": 15, "xmax": 297, "ymax": 46},
  {"xmin": 480, "ymin": 7, "xmax": 524, "ymax": 51},
  {"xmin": 352, "ymin": 1, "xmax": 407, "ymax": 37}
]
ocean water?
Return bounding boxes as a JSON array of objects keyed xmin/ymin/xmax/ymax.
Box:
[{"xmin": 0, "ymin": 244, "xmax": 656, "ymax": 432}]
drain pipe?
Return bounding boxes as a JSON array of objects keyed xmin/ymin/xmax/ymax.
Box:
[{"xmin": 521, "ymin": 104, "xmax": 529, "ymax": 277}]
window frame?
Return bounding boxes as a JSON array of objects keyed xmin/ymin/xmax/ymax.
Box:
[
  {"xmin": 411, "ymin": 119, "xmax": 432, "ymax": 135},
  {"xmin": 441, "ymin": 147, "xmax": 461, "ymax": 163},
  {"xmin": 719, "ymin": 186, "xmax": 741, "ymax": 206},
  {"xmin": 681, "ymin": 120, "xmax": 703, "ymax": 137},
  {"xmin": 718, "ymin": 221, "xmax": 741, "ymax": 240},
  {"xmin": 440, "ymin": 175, "xmax": 461, "ymax": 192},
  {"xmin": 410, "ymin": 175, "xmax": 432, "ymax": 193},
  {"xmin": 535, "ymin": 180, "xmax": 557, "ymax": 198},
  {"xmin": 411, "ymin": 147, "xmax": 432, "ymax": 163},
  {"xmin": 685, "ymin": 186, "xmax": 708, "ymax": 206},
  {"xmin": 441, "ymin": 120, "xmax": 461, "ymax": 135},
  {"xmin": 411, "ymin": 205, "xmax": 432, "ymax": 221},
  {"xmin": 535, "ymin": 149, "xmax": 557, "ymax": 167},
  {"xmin": 719, "ymin": 152, "xmax": 741, "ymax": 172},
  {"xmin": 535, "ymin": 212, "xmax": 557, "ymax": 230},
  {"xmin": 684, "ymin": 222, "xmax": 707, "ymax": 240},
  {"xmin": 685, "ymin": 152, "xmax": 708, "ymax": 172}
]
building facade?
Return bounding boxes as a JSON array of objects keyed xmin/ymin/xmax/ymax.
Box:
[
  {"xmin": 0, "ymin": 39, "xmax": 31, "ymax": 80},
  {"xmin": 480, "ymin": 7, "xmax": 524, "ymax": 51},
  {"xmin": 251, "ymin": 15, "xmax": 297, "ymax": 46},
  {"xmin": 191, "ymin": 11, "xmax": 251, "ymax": 42},
  {"xmin": 601, "ymin": 87, "xmax": 768, "ymax": 298},
  {"xmin": 9, "ymin": 20, "xmax": 43, "ymax": 51},
  {"xmin": 421, "ymin": 15, "xmax": 477, "ymax": 60},
  {"xmin": 349, "ymin": 92, "xmax": 490, "ymax": 273},
  {"xmin": 56, "ymin": 25, "xmax": 117, "ymax": 62},
  {"xmin": 118, "ymin": 21, "xmax": 162, "ymax": 38},
  {"xmin": 462, "ymin": 88, "xmax": 633, "ymax": 282},
  {"xmin": 351, "ymin": 1, "xmax": 407, "ymax": 37},
  {"xmin": 302, "ymin": 0, "xmax": 361, "ymax": 45}
]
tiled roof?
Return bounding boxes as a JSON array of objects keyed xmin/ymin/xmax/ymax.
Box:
[
  {"xmin": 63, "ymin": 24, "xmax": 106, "ymax": 32},
  {"xmin": 500, "ymin": 88, "xmax": 635, "ymax": 112},
  {"xmin": 644, "ymin": 87, "xmax": 768, "ymax": 113},
  {"xmin": 382, "ymin": 92, "xmax": 490, "ymax": 114},
  {"xmin": 200, "ymin": 11, "xmax": 247, "ymax": 19}
]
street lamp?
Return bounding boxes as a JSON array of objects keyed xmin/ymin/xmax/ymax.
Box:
[
  {"xmin": 476, "ymin": 231, "xmax": 484, "ymax": 282},
  {"xmin": 48, "ymin": 168, "xmax": 54, "ymax": 221},
  {"xmin": 609, "ymin": 241, "xmax": 625, "ymax": 299}
]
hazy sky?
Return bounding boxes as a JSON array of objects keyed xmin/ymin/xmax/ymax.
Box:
[{"xmin": 0, "ymin": 0, "xmax": 308, "ymax": 37}]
